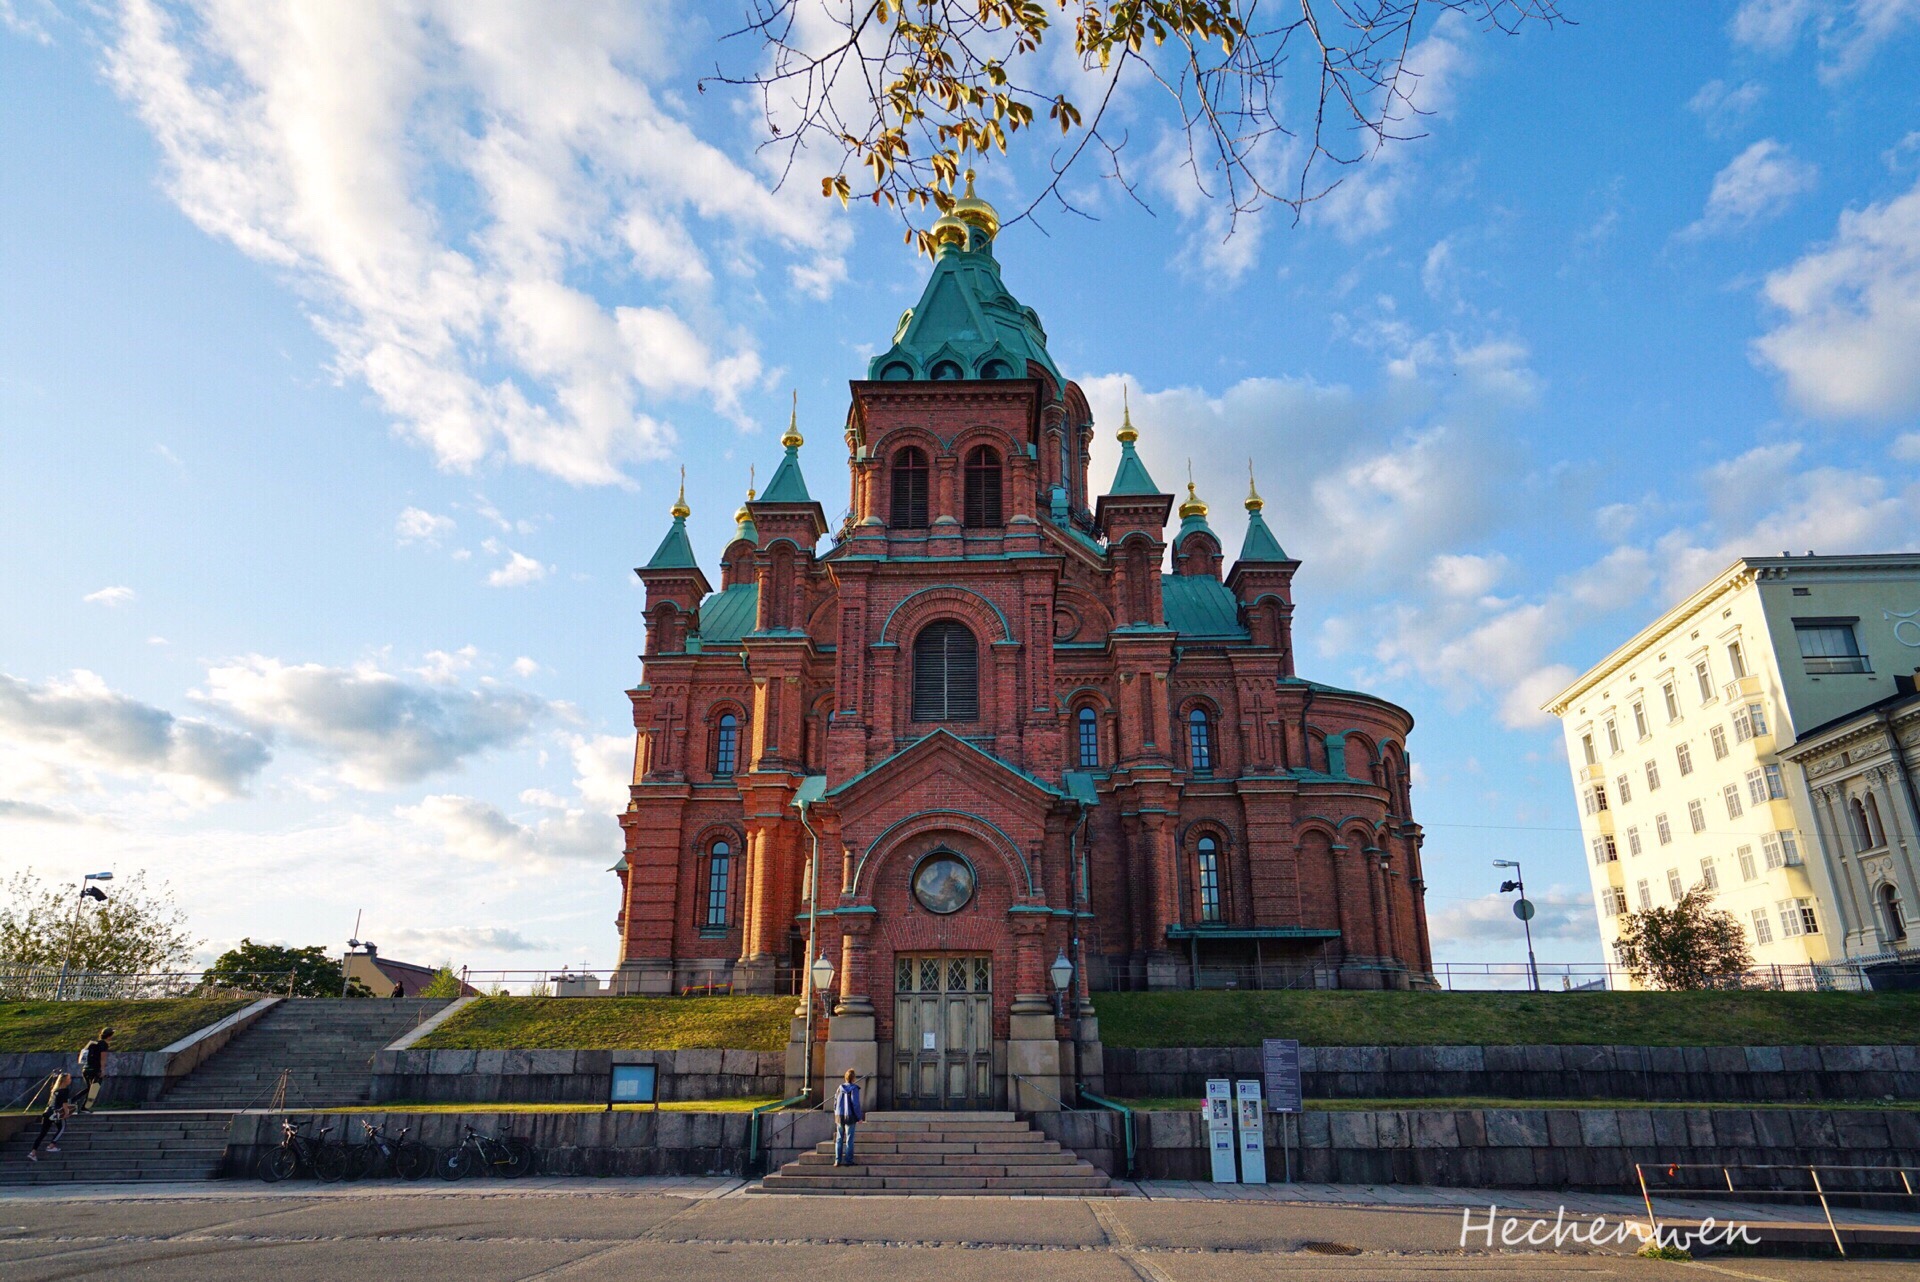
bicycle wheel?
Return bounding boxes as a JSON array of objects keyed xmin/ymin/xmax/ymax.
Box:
[
  {"xmin": 341, "ymin": 1143, "xmax": 371, "ymax": 1181},
  {"xmin": 393, "ymin": 1141, "xmax": 433, "ymax": 1182},
  {"xmin": 437, "ymin": 1144, "xmax": 473, "ymax": 1181},
  {"xmin": 259, "ymin": 1146, "xmax": 297, "ymax": 1183},
  {"xmin": 501, "ymin": 1139, "xmax": 534, "ymax": 1179},
  {"xmin": 312, "ymin": 1141, "xmax": 348, "ymax": 1183}
]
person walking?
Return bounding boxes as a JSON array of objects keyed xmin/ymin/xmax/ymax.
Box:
[
  {"xmin": 78, "ymin": 1027, "xmax": 112, "ymax": 1112},
  {"xmin": 26, "ymin": 1072, "xmax": 75, "ymax": 1162},
  {"xmin": 831, "ymin": 1069, "xmax": 864, "ymax": 1167}
]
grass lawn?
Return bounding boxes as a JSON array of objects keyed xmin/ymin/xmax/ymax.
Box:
[
  {"xmin": 412, "ymin": 995, "xmax": 793, "ymax": 1051},
  {"xmin": 0, "ymin": 999, "xmax": 250, "ymax": 1053},
  {"xmin": 1112, "ymin": 1096, "xmax": 1920, "ymax": 1113},
  {"xmin": 309, "ymin": 1098, "xmax": 782, "ymax": 1114},
  {"xmin": 1092, "ymin": 990, "xmax": 1920, "ymax": 1048}
]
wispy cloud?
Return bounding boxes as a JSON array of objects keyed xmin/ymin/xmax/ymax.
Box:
[
  {"xmin": 1682, "ymin": 140, "xmax": 1817, "ymax": 238},
  {"xmin": 83, "ymin": 585, "xmax": 136, "ymax": 607}
]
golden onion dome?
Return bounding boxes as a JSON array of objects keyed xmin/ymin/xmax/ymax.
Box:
[
  {"xmin": 1180, "ymin": 481, "xmax": 1208, "ymax": 521},
  {"xmin": 781, "ymin": 390, "xmax": 803, "ymax": 450},
  {"xmin": 1246, "ymin": 462, "xmax": 1265, "ymax": 513},
  {"xmin": 930, "ymin": 212, "xmax": 970, "ymax": 252},
  {"xmin": 948, "ymin": 169, "xmax": 999, "ymax": 241},
  {"xmin": 670, "ymin": 466, "xmax": 690, "ymax": 520},
  {"xmin": 1117, "ymin": 384, "xmax": 1138, "ymax": 445},
  {"xmin": 734, "ymin": 468, "xmax": 756, "ymax": 529}
]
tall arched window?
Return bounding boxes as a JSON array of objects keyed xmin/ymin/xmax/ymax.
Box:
[
  {"xmin": 911, "ymin": 620, "xmax": 979, "ymax": 721},
  {"xmin": 1188, "ymin": 707, "xmax": 1213, "ymax": 775},
  {"xmin": 963, "ymin": 446, "xmax": 1002, "ymax": 527},
  {"xmin": 712, "ymin": 713, "xmax": 738, "ymax": 777},
  {"xmin": 1076, "ymin": 706, "xmax": 1100, "ymax": 768},
  {"xmin": 1866, "ymin": 793, "xmax": 1888, "ymax": 847},
  {"xmin": 1882, "ymin": 883, "xmax": 1908, "ymax": 942},
  {"xmin": 1852, "ymin": 797, "xmax": 1875, "ymax": 851},
  {"xmin": 702, "ymin": 840, "xmax": 732, "ymax": 930},
  {"xmin": 1195, "ymin": 835, "xmax": 1223, "ymax": 923},
  {"xmin": 891, "ymin": 447, "xmax": 929, "ymax": 529}
]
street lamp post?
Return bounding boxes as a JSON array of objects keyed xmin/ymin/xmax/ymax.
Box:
[
  {"xmin": 1493, "ymin": 860, "xmax": 1540, "ymax": 993},
  {"xmin": 54, "ymin": 871, "xmax": 113, "ymax": 1001},
  {"xmin": 1049, "ymin": 949, "xmax": 1074, "ymax": 1019}
]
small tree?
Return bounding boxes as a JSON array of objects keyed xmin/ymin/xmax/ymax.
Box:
[
  {"xmin": 202, "ymin": 940, "xmax": 371, "ymax": 997},
  {"xmin": 1615, "ymin": 886, "xmax": 1755, "ymax": 991},
  {"xmin": 420, "ymin": 966, "xmax": 465, "ymax": 999},
  {"xmin": 0, "ymin": 869, "xmax": 199, "ymax": 974}
]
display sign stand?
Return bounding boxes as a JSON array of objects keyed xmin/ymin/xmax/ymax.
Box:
[
  {"xmin": 1204, "ymin": 1078, "xmax": 1237, "ymax": 1183},
  {"xmin": 608, "ymin": 1063, "xmax": 659, "ymax": 1112},
  {"xmin": 1234, "ymin": 1079, "xmax": 1266, "ymax": 1184},
  {"xmin": 1261, "ymin": 1038, "xmax": 1303, "ymax": 1184}
]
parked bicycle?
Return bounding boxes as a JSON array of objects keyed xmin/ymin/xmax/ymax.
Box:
[
  {"xmin": 344, "ymin": 1119, "xmax": 433, "ymax": 1182},
  {"xmin": 436, "ymin": 1124, "xmax": 533, "ymax": 1180},
  {"xmin": 257, "ymin": 1118, "xmax": 345, "ymax": 1183}
]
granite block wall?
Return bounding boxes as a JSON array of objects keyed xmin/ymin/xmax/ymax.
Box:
[{"xmin": 367, "ymin": 1047, "xmax": 786, "ymax": 1104}]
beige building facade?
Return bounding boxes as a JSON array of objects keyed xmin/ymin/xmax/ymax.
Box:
[{"xmin": 1543, "ymin": 554, "xmax": 1920, "ymax": 985}]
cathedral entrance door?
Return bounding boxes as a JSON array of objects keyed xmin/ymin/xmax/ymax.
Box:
[{"xmin": 893, "ymin": 954, "xmax": 993, "ymax": 1109}]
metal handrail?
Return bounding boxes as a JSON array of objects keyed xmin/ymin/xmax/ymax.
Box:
[
  {"xmin": 1007, "ymin": 1072, "xmax": 1075, "ymax": 1113},
  {"xmin": 747, "ymin": 1091, "xmax": 814, "ymax": 1174},
  {"xmin": 1077, "ymin": 1087, "xmax": 1136, "ymax": 1180},
  {"xmin": 1636, "ymin": 1161, "xmax": 1920, "ymax": 1257}
]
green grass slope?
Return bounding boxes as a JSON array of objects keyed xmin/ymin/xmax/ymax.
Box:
[
  {"xmin": 0, "ymin": 999, "xmax": 251, "ymax": 1053},
  {"xmin": 412, "ymin": 995, "xmax": 793, "ymax": 1051},
  {"xmin": 1093, "ymin": 990, "xmax": 1920, "ymax": 1047}
]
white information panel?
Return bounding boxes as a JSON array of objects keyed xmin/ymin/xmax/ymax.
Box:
[
  {"xmin": 1234, "ymin": 1079, "xmax": 1266, "ymax": 1184},
  {"xmin": 1205, "ymin": 1078, "xmax": 1237, "ymax": 1183}
]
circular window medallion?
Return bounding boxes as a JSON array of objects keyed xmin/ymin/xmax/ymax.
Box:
[{"xmin": 912, "ymin": 852, "xmax": 976, "ymax": 915}]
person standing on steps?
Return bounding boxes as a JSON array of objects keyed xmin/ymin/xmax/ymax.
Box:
[
  {"xmin": 78, "ymin": 1027, "xmax": 112, "ymax": 1111},
  {"xmin": 26, "ymin": 1072, "xmax": 75, "ymax": 1162},
  {"xmin": 832, "ymin": 1069, "xmax": 863, "ymax": 1167}
]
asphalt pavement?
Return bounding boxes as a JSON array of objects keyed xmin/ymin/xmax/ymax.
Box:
[{"xmin": 0, "ymin": 1178, "xmax": 1915, "ymax": 1282}]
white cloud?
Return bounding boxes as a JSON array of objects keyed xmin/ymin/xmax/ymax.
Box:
[
  {"xmin": 197, "ymin": 656, "xmax": 546, "ymax": 789},
  {"xmin": 511, "ymin": 656, "xmax": 540, "ymax": 678},
  {"xmin": 1731, "ymin": 0, "xmax": 1817, "ymax": 51},
  {"xmin": 1687, "ymin": 78, "xmax": 1766, "ymax": 135},
  {"xmin": 487, "ymin": 548, "xmax": 551, "ymax": 588},
  {"xmin": 1683, "ymin": 140, "xmax": 1817, "ymax": 238},
  {"xmin": 104, "ymin": 1, "xmax": 847, "ymax": 486},
  {"xmin": 1753, "ymin": 176, "xmax": 1920, "ymax": 419},
  {"xmin": 83, "ymin": 585, "xmax": 136, "ymax": 607},
  {"xmin": 399, "ymin": 792, "xmax": 613, "ymax": 872},
  {"xmin": 569, "ymin": 733, "xmax": 633, "ymax": 813},
  {"xmin": 1429, "ymin": 884, "xmax": 1595, "ymax": 949},
  {"xmin": 381, "ymin": 924, "xmax": 548, "ymax": 956},
  {"xmin": 1428, "ymin": 553, "xmax": 1507, "ymax": 598},
  {"xmin": 414, "ymin": 646, "xmax": 478, "ymax": 684},
  {"xmin": 395, "ymin": 506, "xmax": 455, "ymax": 544},
  {"xmin": 0, "ymin": 669, "xmax": 269, "ymax": 800},
  {"xmin": 1730, "ymin": 0, "xmax": 1920, "ymax": 79},
  {"xmin": 1894, "ymin": 432, "xmax": 1920, "ymax": 461}
]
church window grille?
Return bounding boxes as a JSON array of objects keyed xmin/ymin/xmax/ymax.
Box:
[
  {"xmin": 911, "ymin": 620, "xmax": 979, "ymax": 721},
  {"xmin": 963, "ymin": 446, "xmax": 1003, "ymax": 527},
  {"xmin": 1195, "ymin": 836, "xmax": 1223, "ymax": 923},
  {"xmin": 713, "ymin": 713, "xmax": 738, "ymax": 777},
  {"xmin": 702, "ymin": 841, "xmax": 732, "ymax": 931},
  {"xmin": 1077, "ymin": 706, "xmax": 1100, "ymax": 767},
  {"xmin": 891, "ymin": 447, "xmax": 930, "ymax": 529},
  {"xmin": 1188, "ymin": 708, "xmax": 1214, "ymax": 775}
]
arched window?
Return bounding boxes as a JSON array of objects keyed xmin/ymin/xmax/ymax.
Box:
[
  {"xmin": 930, "ymin": 360, "xmax": 963, "ymax": 380},
  {"xmin": 1076, "ymin": 706, "xmax": 1100, "ymax": 768},
  {"xmin": 1852, "ymin": 797, "xmax": 1874, "ymax": 852},
  {"xmin": 912, "ymin": 620, "xmax": 979, "ymax": 721},
  {"xmin": 1188, "ymin": 707, "xmax": 1213, "ymax": 775},
  {"xmin": 1882, "ymin": 883, "xmax": 1908, "ymax": 942},
  {"xmin": 702, "ymin": 840, "xmax": 732, "ymax": 930},
  {"xmin": 712, "ymin": 713, "xmax": 738, "ymax": 777},
  {"xmin": 1195, "ymin": 835, "xmax": 1223, "ymax": 923},
  {"xmin": 963, "ymin": 446, "xmax": 1002, "ymax": 527},
  {"xmin": 891, "ymin": 447, "xmax": 929, "ymax": 529},
  {"xmin": 1866, "ymin": 793, "xmax": 1888, "ymax": 847}
]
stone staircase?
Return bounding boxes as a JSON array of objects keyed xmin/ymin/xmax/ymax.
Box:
[
  {"xmin": 157, "ymin": 998, "xmax": 449, "ymax": 1110},
  {"xmin": 757, "ymin": 1111, "xmax": 1118, "ymax": 1195},
  {"xmin": 0, "ymin": 1111, "xmax": 232, "ymax": 1185}
]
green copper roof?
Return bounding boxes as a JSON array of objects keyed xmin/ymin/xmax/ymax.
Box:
[
  {"xmin": 693, "ymin": 583, "xmax": 759, "ymax": 643},
  {"xmin": 644, "ymin": 515, "xmax": 699, "ymax": 571},
  {"xmin": 1107, "ymin": 439, "xmax": 1162, "ymax": 496},
  {"xmin": 866, "ymin": 239, "xmax": 1062, "ymax": 385},
  {"xmin": 1161, "ymin": 574, "xmax": 1248, "ymax": 639},
  {"xmin": 759, "ymin": 445, "xmax": 811, "ymax": 503},
  {"xmin": 1239, "ymin": 507, "xmax": 1287, "ymax": 561}
]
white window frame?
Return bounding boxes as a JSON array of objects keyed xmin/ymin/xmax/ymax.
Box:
[
  {"xmin": 1723, "ymin": 783, "xmax": 1744, "ymax": 820},
  {"xmin": 1656, "ymin": 813, "xmax": 1672, "ymax": 845},
  {"xmin": 1737, "ymin": 845, "xmax": 1756, "ymax": 880},
  {"xmin": 1688, "ymin": 799, "xmax": 1706, "ymax": 834}
]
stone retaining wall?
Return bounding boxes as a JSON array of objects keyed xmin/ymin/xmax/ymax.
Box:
[
  {"xmin": 223, "ymin": 1109, "xmax": 770, "ymax": 1178},
  {"xmin": 0, "ymin": 998, "xmax": 280, "ymax": 1108},
  {"xmin": 1103, "ymin": 1044, "xmax": 1920, "ymax": 1103},
  {"xmin": 368, "ymin": 1048, "xmax": 786, "ymax": 1105},
  {"xmin": 1037, "ymin": 1106, "xmax": 1920, "ymax": 1189}
]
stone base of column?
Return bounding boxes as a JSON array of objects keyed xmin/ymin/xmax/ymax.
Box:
[
  {"xmin": 732, "ymin": 954, "xmax": 782, "ymax": 995},
  {"xmin": 1072, "ymin": 1012, "xmax": 1104, "ymax": 1098},
  {"xmin": 610, "ymin": 960, "xmax": 674, "ymax": 995},
  {"xmin": 1144, "ymin": 952, "xmax": 1182, "ymax": 991},
  {"xmin": 824, "ymin": 1012, "xmax": 878, "ymax": 1095},
  {"xmin": 1008, "ymin": 1004, "xmax": 1068, "ymax": 1112}
]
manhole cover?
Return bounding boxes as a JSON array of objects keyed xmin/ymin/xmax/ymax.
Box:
[{"xmin": 1300, "ymin": 1242, "xmax": 1363, "ymax": 1256}]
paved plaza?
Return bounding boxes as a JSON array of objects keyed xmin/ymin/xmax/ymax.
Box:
[{"xmin": 2, "ymin": 1178, "xmax": 1916, "ymax": 1281}]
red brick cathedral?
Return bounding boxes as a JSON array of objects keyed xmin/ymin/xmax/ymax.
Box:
[{"xmin": 614, "ymin": 185, "xmax": 1433, "ymax": 1107}]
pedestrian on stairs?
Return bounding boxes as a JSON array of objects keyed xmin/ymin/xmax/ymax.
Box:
[
  {"xmin": 26, "ymin": 1072, "xmax": 75, "ymax": 1162},
  {"xmin": 78, "ymin": 1027, "xmax": 112, "ymax": 1111},
  {"xmin": 832, "ymin": 1069, "xmax": 863, "ymax": 1167}
]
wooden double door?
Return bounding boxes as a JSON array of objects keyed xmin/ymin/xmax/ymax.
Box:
[{"xmin": 892, "ymin": 953, "xmax": 993, "ymax": 1109}]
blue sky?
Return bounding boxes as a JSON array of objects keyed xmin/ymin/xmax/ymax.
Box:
[{"xmin": 4, "ymin": 2, "xmax": 1919, "ymax": 978}]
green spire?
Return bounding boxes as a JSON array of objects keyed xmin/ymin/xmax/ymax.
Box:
[
  {"xmin": 759, "ymin": 391, "xmax": 813, "ymax": 502},
  {"xmin": 1106, "ymin": 386, "xmax": 1162, "ymax": 496},
  {"xmin": 1238, "ymin": 462, "xmax": 1287, "ymax": 561},
  {"xmin": 645, "ymin": 468, "xmax": 700, "ymax": 569}
]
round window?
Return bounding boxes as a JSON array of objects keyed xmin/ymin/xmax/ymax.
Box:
[{"xmin": 912, "ymin": 852, "xmax": 976, "ymax": 915}]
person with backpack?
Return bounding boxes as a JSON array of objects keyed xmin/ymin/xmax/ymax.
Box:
[
  {"xmin": 78, "ymin": 1027, "xmax": 112, "ymax": 1112},
  {"xmin": 26, "ymin": 1072, "xmax": 75, "ymax": 1162},
  {"xmin": 831, "ymin": 1068, "xmax": 864, "ymax": 1167}
]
